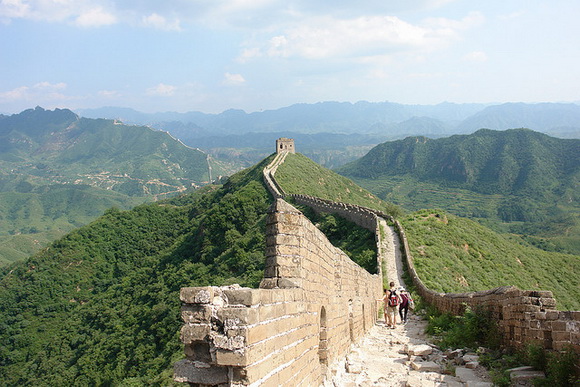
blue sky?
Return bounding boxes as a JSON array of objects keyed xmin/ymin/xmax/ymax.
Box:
[{"xmin": 1, "ymin": 0, "xmax": 579, "ymax": 114}]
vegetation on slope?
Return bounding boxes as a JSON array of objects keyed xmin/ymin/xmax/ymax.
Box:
[
  {"xmin": 0, "ymin": 107, "xmax": 235, "ymax": 265},
  {"xmin": 0, "ymin": 185, "xmax": 146, "ymax": 266},
  {"xmin": 0, "ymin": 156, "xmax": 275, "ymax": 385},
  {"xmin": 294, "ymin": 204, "xmax": 378, "ymax": 274},
  {"xmin": 401, "ymin": 209, "xmax": 579, "ymax": 310},
  {"xmin": 275, "ymin": 152, "xmax": 402, "ymax": 217},
  {"xmin": 338, "ymin": 128, "xmax": 580, "ymax": 254}
]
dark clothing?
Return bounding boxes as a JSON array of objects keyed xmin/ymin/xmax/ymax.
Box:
[{"xmin": 399, "ymin": 293, "xmax": 409, "ymax": 322}]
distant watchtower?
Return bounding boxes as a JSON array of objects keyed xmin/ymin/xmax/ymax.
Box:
[{"xmin": 276, "ymin": 138, "xmax": 295, "ymax": 154}]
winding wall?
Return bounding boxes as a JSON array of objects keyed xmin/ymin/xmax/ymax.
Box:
[
  {"xmin": 175, "ymin": 150, "xmax": 578, "ymax": 386},
  {"xmin": 174, "ymin": 152, "xmax": 384, "ymax": 386}
]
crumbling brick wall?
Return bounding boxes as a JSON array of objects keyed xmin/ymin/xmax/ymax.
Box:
[
  {"xmin": 174, "ymin": 199, "xmax": 383, "ymax": 386},
  {"xmin": 393, "ymin": 219, "xmax": 580, "ymax": 353}
]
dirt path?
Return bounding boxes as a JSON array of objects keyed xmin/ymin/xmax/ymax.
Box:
[{"xmin": 323, "ymin": 219, "xmax": 492, "ymax": 386}]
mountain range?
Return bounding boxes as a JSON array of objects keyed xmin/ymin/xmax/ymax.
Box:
[
  {"xmin": 1, "ymin": 151, "xmax": 577, "ymax": 385},
  {"xmin": 337, "ymin": 128, "xmax": 580, "ymax": 254},
  {"xmin": 0, "ymin": 107, "xmax": 230, "ymax": 265},
  {"xmin": 78, "ymin": 101, "xmax": 580, "ymax": 169}
]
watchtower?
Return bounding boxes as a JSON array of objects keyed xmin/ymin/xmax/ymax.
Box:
[{"xmin": 276, "ymin": 138, "xmax": 295, "ymax": 154}]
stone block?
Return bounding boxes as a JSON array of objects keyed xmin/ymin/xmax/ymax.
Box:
[
  {"xmin": 552, "ymin": 331, "xmax": 571, "ymax": 341},
  {"xmin": 216, "ymin": 307, "xmax": 259, "ymax": 326},
  {"xmin": 410, "ymin": 361, "xmax": 441, "ymax": 372},
  {"xmin": 223, "ymin": 288, "xmax": 261, "ymax": 306},
  {"xmin": 181, "ymin": 305, "xmax": 212, "ymax": 323},
  {"xmin": 180, "ymin": 287, "xmax": 214, "ymax": 304},
  {"xmin": 259, "ymin": 278, "xmax": 279, "ymax": 288},
  {"xmin": 278, "ymin": 265, "xmax": 301, "ymax": 277},
  {"xmin": 510, "ymin": 369, "xmax": 545, "ymax": 383},
  {"xmin": 215, "ymin": 348, "xmax": 248, "ymax": 366},
  {"xmin": 246, "ymin": 321, "xmax": 281, "ymax": 345},
  {"xmin": 278, "ymin": 277, "xmax": 301, "ymax": 288},
  {"xmin": 407, "ymin": 344, "xmax": 433, "ymax": 356},
  {"xmin": 173, "ymin": 359, "xmax": 228, "ymax": 385},
  {"xmin": 551, "ymin": 320, "xmax": 567, "ymax": 331},
  {"xmin": 181, "ymin": 323, "xmax": 211, "ymax": 344}
]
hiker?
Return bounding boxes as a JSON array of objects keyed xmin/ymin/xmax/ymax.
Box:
[
  {"xmin": 398, "ymin": 287, "xmax": 412, "ymax": 324},
  {"xmin": 383, "ymin": 282, "xmax": 401, "ymax": 329}
]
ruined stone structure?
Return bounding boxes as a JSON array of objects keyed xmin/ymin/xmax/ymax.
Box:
[
  {"xmin": 394, "ymin": 220, "xmax": 580, "ymax": 353},
  {"xmin": 175, "ymin": 143, "xmax": 578, "ymax": 385},
  {"xmin": 276, "ymin": 138, "xmax": 295, "ymax": 154},
  {"xmin": 174, "ymin": 199, "xmax": 383, "ymax": 385}
]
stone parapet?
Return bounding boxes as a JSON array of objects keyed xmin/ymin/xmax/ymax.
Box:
[
  {"xmin": 175, "ymin": 199, "xmax": 382, "ymax": 385},
  {"xmin": 392, "ymin": 220, "xmax": 580, "ymax": 354}
]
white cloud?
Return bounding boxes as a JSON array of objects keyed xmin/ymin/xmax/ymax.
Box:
[
  {"xmin": 222, "ymin": 73, "xmax": 246, "ymax": 86},
  {"xmin": 98, "ymin": 89, "xmax": 121, "ymax": 98},
  {"xmin": 0, "ymin": 0, "xmax": 30, "ymax": 21},
  {"xmin": 142, "ymin": 12, "xmax": 180, "ymax": 31},
  {"xmin": 0, "ymin": 82, "xmax": 72, "ymax": 105},
  {"xmin": 75, "ymin": 7, "xmax": 116, "ymax": 27},
  {"xmin": 463, "ymin": 51, "xmax": 488, "ymax": 62},
  {"xmin": 255, "ymin": 13, "xmax": 479, "ymax": 61},
  {"xmin": 146, "ymin": 83, "xmax": 176, "ymax": 96}
]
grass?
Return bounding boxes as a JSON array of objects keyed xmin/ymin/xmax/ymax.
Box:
[
  {"xmin": 401, "ymin": 209, "xmax": 580, "ymax": 310},
  {"xmin": 275, "ymin": 153, "xmax": 402, "ymax": 217},
  {"xmin": 350, "ymin": 175, "xmax": 580, "ymax": 256}
]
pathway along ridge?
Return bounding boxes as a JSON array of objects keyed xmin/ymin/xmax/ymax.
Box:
[
  {"xmin": 267, "ymin": 151, "xmax": 492, "ymax": 386},
  {"xmin": 323, "ymin": 220, "xmax": 492, "ymax": 386}
]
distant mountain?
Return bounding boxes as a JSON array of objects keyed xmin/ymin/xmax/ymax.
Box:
[
  {"xmin": 78, "ymin": 101, "xmax": 580, "ymax": 139},
  {"xmin": 338, "ymin": 129, "xmax": 580, "ymax": 254},
  {"xmin": 0, "ymin": 107, "xmax": 228, "ymax": 265},
  {"xmin": 1, "ymin": 151, "xmax": 577, "ymax": 384},
  {"xmin": 78, "ymin": 101, "xmax": 486, "ymax": 136},
  {"xmin": 339, "ymin": 128, "xmax": 579, "ymax": 195},
  {"xmin": 78, "ymin": 101, "xmax": 580, "ymax": 171},
  {"xmin": 1, "ymin": 107, "xmax": 216, "ymax": 195},
  {"xmin": 456, "ymin": 102, "xmax": 580, "ymax": 136}
]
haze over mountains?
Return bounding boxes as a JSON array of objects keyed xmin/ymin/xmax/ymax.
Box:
[{"xmin": 78, "ymin": 101, "xmax": 580, "ymax": 169}]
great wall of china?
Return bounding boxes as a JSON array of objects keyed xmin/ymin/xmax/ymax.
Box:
[{"xmin": 174, "ymin": 140, "xmax": 579, "ymax": 386}]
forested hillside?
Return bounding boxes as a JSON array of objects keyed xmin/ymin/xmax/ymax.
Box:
[
  {"xmin": 0, "ymin": 107, "xmax": 233, "ymax": 265},
  {"xmin": 0, "ymin": 154, "xmax": 379, "ymax": 385},
  {"xmin": 0, "ymin": 157, "xmax": 274, "ymax": 385},
  {"xmin": 1, "ymin": 150, "xmax": 578, "ymax": 385},
  {"xmin": 338, "ymin": 129, "xmax": 580, "ymax": 254}
]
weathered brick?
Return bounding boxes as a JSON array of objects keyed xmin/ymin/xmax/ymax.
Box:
[
  {"xmin": 181, "ymin": 305, "xmax": 212, "ymax": 323},
  {"xmin": 180, "ymin": 287, "xmax": 214, "ymax": 304},
  {"xmin": 180, "ymin": 323, "xmax": 211, "ymax": 344}
]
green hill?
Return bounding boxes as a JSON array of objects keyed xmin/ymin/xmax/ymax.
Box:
[
  {"xmin": 401, "ymin": 209, "xmax": 579, "ymax": 311},
  {"xmin": 337, "ymin": 128, "xmax": 580, "ymax": 254},
  {"xmin": 0, "ymin": 157, "xmax": 274, "ymax": 385},
  {"xmin": 275, "ymin": 152, "xmax": 402, "ymax": 216},
  {"xmin": 0, "ymin": 152, "xmax": 578, "ymax": 385},
  {"xmin": 0, "ymin": 107, "xmax": 234, "ymax": 265}
]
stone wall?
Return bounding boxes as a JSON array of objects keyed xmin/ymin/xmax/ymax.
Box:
[
  {"xmin": 174, "ymin": 199, "xmax": 383, "ymax": 386},
  {"xmin": 393, "ymin": 220, "xmax": 580, "ymax": 353},
  {"xmin": 262, "ymin": 152, "xmax": 287, "ymax": 199}
]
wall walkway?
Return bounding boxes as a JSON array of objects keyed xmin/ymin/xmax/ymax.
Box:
[{"xmin": 175, "ymin": 150, "xmax": 579, "ymax": 385}]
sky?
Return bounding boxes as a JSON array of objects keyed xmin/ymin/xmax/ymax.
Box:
[{"xmin": 1, "ymin": 0, "xmax": 579, "ymax": 114}]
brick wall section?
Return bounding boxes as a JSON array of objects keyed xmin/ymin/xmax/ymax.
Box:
[
  {"xmin": 262, "ymin": 152, "xmax": 287, "ymax": 199},
  {"xmin": 175, "ymin": 151, "xmax": 578, "ymax": 385},
  {"xmin": 393, "ymin": 219, "xmax": 580, "ymax": 353},
  {"xmin": 174, "ymin": 199, "xmax": 383, "ymax": 386}
]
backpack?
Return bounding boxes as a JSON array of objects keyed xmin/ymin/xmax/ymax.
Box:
[{"xmin": 387, "ymin": 290, "xmax": 398, "ymax": 307}]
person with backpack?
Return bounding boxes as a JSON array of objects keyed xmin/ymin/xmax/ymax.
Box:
[
  {"xmin": 398, "ymin": 287, "xmax": 413, "ymax": 324},
  {"xmin": 382, "ymin": 282, "xmax": 401, "ymax": 329}
]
